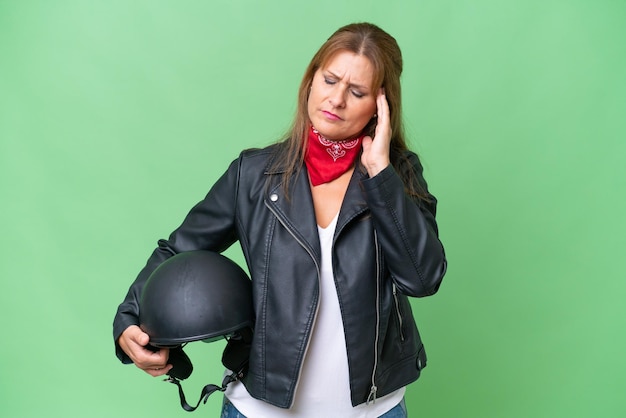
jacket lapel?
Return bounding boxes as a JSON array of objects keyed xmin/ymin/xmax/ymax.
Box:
[
  {"xmin": 263, "ymin": 158, "xmax": 370, "ymax": 258},
  {"xmin": 336, "ymin": 166, "xmax": 370, "ymax": 236},
  {"xmin": 264, "ymin": 168, "xmax": 321, "ymax": 262}
]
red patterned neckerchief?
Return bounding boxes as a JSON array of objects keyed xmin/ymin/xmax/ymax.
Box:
[{"xmin": 304, "ymin": 126, "xmax": 364, "ymax": 186}]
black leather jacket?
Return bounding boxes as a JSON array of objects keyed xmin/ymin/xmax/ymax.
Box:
[{"xmin": 113, "ymin": 143, "xmax": 447, "ymax": 408}]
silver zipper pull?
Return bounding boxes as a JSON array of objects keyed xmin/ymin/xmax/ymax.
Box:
[{"xmin": 366, "ymin": 385, "xmax": 378, "ymax": 404}]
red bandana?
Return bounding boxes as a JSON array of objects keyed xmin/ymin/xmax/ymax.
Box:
[{"xmin": 304, "ymin": 126, "xmax": 364, "ymax": 186}]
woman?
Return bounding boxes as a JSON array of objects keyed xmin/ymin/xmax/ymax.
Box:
[{"xmin": 114, "ymin": 22, "xmax": 447, "ymax": 417}]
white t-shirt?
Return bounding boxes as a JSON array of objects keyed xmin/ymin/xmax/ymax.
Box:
[{"xmin": 224, "ymin": 214, "xmax": 404, "ymax": 417}]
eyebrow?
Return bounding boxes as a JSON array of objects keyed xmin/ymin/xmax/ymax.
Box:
[{"xmin": 324, "ymin": 70, "xmax": 370, "ymax": 91}]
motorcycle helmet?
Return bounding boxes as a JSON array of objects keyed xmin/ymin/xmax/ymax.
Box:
[{"xmin": 139, "ymin": 250, "xmax": 254, "ymax": 411}]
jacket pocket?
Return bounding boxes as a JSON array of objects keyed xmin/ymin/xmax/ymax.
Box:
[{"xmin": 392, "ymin": 283, "xmax": 406, "ymax": 342}]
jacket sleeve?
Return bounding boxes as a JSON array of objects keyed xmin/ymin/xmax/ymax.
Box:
[
  {"xmin": 361, "ymin": 152, "xmax": 447, "ymax": 297},
  {"xmin": 112, "ymin": 157, "xmax": 242, "ymax": 363}
]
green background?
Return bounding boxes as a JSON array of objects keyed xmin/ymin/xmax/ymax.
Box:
[{"xmin": 1, "ymin": 0, "xmax": 624, "ymax": 417}]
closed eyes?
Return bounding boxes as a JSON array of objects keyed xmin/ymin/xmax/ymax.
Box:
[{"xmin": 323, "ymin": 77, "xmax": 366, "ymax": 98}]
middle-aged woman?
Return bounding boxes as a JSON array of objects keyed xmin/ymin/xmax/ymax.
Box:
[{"xmin": 113, "ymin": 22, "xmax": 447, "ymax": 417}]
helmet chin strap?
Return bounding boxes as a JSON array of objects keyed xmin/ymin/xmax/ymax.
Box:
[
  {"xmin": 163, "ymin": 327, "xmax": 253, "ymax": 412},
  {"xmin": 165, "ymin": 371, "xmax": 240, "ymax": 412}
]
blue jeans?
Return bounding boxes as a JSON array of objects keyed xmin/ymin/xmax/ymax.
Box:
[{"xmin": 220, "ymin": 397, "xmax": 407, "ymax": 417}]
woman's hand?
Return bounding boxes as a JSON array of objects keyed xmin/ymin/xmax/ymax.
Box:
[
  {"xmin": 118, "ymin": 325, "xmax": 172, "ymax": 377},
  {"xmin": 361, "ymin": 89, "xmax": 391, "ymax": 177}
]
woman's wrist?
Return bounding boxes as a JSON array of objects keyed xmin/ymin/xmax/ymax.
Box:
[{"xmin": 366, "ymin": 159, "xmax": 390, "ymax": 177}]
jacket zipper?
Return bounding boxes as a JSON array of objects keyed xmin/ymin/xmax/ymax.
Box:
[
  {"xmin": 266, "ymin": 197, "xmax": 381, "ymax": 406},
  {"xmin": 366, "ymin": 230, "xmax": 381, "ymax": 404},
  {"xmin": 265, "ymin": 200, "xmax": 321, "ymax": 407},
  {"xmin": 392, "ymin": 284, "xmax": 405, "ymax": 342}
]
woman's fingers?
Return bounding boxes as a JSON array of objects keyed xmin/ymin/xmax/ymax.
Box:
[
  {"xmin": 118, "ymin": 325, "xmax": 172, "ymax": 376},
  {"xmin": 374, "ymin": 89, "xmax": 391, "ymax": 142},
  {"xmin": 361, "ymin": 89, "xmax": 391, "ymax": 176}
]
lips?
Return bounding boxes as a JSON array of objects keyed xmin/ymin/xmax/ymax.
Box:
[{"xmin": 322, "ymin": 110, "xmax": 342, "ymax": 121}]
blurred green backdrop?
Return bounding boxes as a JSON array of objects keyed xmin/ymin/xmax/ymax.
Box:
[{"xmin": 1, "ymin": 0, "xmax": 625, "ymax": 417}]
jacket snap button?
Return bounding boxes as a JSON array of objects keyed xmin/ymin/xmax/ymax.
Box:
[{"xmin": 270, "ymin": 193, "xmax": 278, "ymax": 202}]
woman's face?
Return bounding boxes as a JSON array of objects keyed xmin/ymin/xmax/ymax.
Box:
[{"xmin": 307, "ymin": 51, "xmax": 377, "ymax": 141}]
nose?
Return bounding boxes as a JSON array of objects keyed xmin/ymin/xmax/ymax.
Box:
[{"xmin": 328, "ymin": 86, "xmax": 346, "ymax": 109}]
